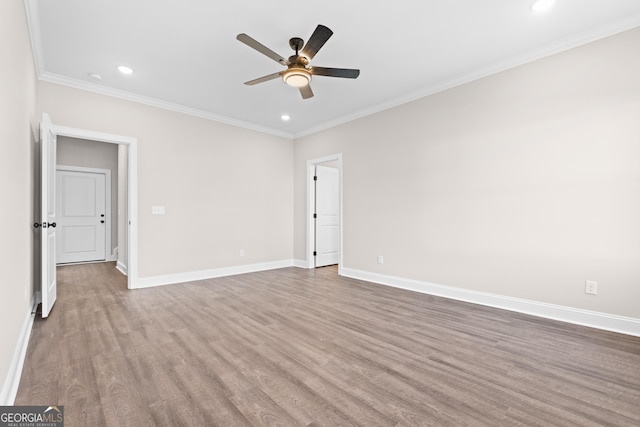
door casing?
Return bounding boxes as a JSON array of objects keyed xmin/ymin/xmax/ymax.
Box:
[{"xmin": 43, "ymin": 119, "xmax": 138, "ymax": 289}]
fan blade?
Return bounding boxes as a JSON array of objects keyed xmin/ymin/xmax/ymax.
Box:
[
  {"xmin": 237, "ymin": 33, "xmax": 289, "ymax": 65},
  {"xmin": 301, "ymin": 25, "xmax": 333, "ymax": 60},
  {"xmin": 244, "ymin": 72, "xmax": 282, "ymax": 85},
  {"xmin": 299, "ymin": 84, "xmax": 314, "ymax": 99},
  {"xmin": 310, "ymin": 67, "xmax": 360, "ymax": 79}
]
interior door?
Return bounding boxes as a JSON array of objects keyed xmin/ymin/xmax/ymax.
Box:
[
  {"xmin": 40, "ymin": 114, "xmax": 57, "ymax": 318},
  {"xmin": 315, "ymin": 165, "xmax": 340, "ymax": 267},
  {"xmin": 56, "ymin": 169, "xmax": 107, "ymax": 264}
]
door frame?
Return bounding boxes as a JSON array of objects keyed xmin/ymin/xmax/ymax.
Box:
[
  {"xmin": 49, "ymin": 124, "xmax": 138, "ymax": 289},
  {"xmin": 56, "ymin": 165, "xmax": 112, "ymax": 264},
  {"xmin": 306, "ymin": 153, "xmax": 343, "ymax": 272}
]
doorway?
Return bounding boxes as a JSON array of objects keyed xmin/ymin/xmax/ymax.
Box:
[
  {"xmin": 55, "ymin": 134, "xmax": 120, "ymax": 265},
  {"xmin": 40, "ymin": 117, "xmax": 138, "ymax": 294},
  {"xmin": 306, "ymin": 154, "xmax": 342, "ymax": 272}
]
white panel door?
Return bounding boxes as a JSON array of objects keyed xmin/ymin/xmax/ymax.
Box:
[
  {"xmin": 315, "ymin": 165, "xmax": 340, "ymax": 267},
  {"xmin": 40, "ymin": 114, "xmax": 57, "ymax": 318},
  {"xmin": 56, "ymin": 170, "xmax": 106, "ymax": 264}
]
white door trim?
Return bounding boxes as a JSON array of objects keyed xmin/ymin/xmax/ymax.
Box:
[
  {"xmin": 56, "ymin": 165, "xmax": 112, "ymax": 263},
  {"xmin": 306, "ymin": 154, "xmax": 343, "ymax": 273},
  {"xmin": 49, "ymin": 123, "xmax": 138, "ymax": 289}
]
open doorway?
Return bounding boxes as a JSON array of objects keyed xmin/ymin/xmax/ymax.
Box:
[
  {"xmin": 42, "ymin": 119, "xmax": 138, "ymax": 291},
  {"xmin": 56, "ymin": 137, "xmax": 119, "ymax": 265},
  {"xmin": 306, "ymin": 154, "xmax": 342, "ymax": 273}
]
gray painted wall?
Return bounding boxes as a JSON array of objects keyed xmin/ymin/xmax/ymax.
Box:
[
  {"xmin": 36, "ymin": 82, "xmax": 294, "ymax": 278},
  {"xmin": 0, "ymin": 0, "xmax": 36, "ymax": 404},
  {"xmin": 294, "ymin": 27, "xmax": 640, "ymax": 319}
]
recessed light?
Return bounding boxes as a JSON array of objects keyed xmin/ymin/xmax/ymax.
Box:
[
  {"xmin": 531, "ymin": 0, "xmax": 556, "ymax": 13},
  {"xmin": 281, "ymin": 114, "xmax": 291, "ymax": 121},
  {"xmin": 117, "ymin": 65, "xmax": 134, "ymax": 75},
  {"xmin": 88, "ymin": 73, "xmax": 103, "ymax": 80}
]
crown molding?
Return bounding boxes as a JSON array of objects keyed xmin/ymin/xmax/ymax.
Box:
[
  {"xmin": 38, "ymin": 72, "xmax": 294, "ymax": 139},
  {"xmin": 24, "ymin": 0, "xmax": 640, "ymax": 141},
  {"xmin": 23, "ymin": 0, "xmax": 44, "ymax": 76},
  {"xmin": 24, "ymin": 0, "xmax": 293, "ymax": 139},
  {"xmin": 293, "ymin": 18, "xmax": 640, "ymax": 139}
]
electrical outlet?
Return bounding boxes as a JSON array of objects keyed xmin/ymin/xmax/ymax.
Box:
[
  {"xmin": 239, "ymin": 249, "xmax": 245, "ymax": 257},
  {"xmin": 377, "ymin": 255, "xmax": 384, "ymax": 265},
  {"xmin": 585, "ymin": 280, "xmax": 598, "ymax": 295}
]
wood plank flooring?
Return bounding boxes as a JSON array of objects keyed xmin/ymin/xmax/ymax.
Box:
[{"xmin": 15, "ymin": 262, "xmax": 640, "ymax": 426}]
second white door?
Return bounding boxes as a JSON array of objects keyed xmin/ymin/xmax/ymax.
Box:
[{"xmin": 56, "ymin": 169, "xmax": 107, "ymax": 264}]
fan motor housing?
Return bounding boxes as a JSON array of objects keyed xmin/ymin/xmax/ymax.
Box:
[
  {"xmin": 288, "ymin": 55, "xmax": 309, "ymax": 66},
  {"xmin": 289, "ymin": 37, "xmax": 304, "ymax": 52}
]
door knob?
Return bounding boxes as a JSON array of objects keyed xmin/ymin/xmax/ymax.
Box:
[
  {"xmin": 101, "ymin": 214, "xmax": 105, "ymax": 217},
  {"xmin": 35, "ymin": 221, "xmax": 56, "ymax": 228},
  {"xmin": 100, "ymin": 220, "xmax": 105, "ymax": 224}
]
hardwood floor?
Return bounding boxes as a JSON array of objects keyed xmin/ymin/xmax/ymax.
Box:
[{"xmin": 15, "ymin": 263, "xmax": 640, "ymax": 426}]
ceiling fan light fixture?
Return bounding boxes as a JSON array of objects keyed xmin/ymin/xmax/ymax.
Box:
[
  {"xmin": 238, "ymin": 25, "xmax": 358, "ymax": 99},
  {"xmin": 282, "ymin": 69, "xmax": 311, "ymax": 87}
]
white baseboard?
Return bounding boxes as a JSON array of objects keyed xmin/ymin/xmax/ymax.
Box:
[
  {"xmin": 107, "ymin": 247, "xmax": 118, "ymax": 262},
  {"xmin": 116, "ymin": 260, "xmax": 128, "ymax": 276},
  {"xmin": 133, "ymin": 259, "xmax": 295, "ymax": 289},
  {"xmin": 0, "ymin": 298, "xmax": 37, "ymax": 405},
  {"xmin": 293, "ymin": 259, "xmax": 309, "ymax": 268},
  {"xmin": 341, "ymin": 267, "xmax": 640, "ymax": 337}
]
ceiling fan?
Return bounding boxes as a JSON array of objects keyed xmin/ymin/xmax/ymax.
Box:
[{"xmin": 236, "ymin": 25, "xmax": 360, "ymax": 99}]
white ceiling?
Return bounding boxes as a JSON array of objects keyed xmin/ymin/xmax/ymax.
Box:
[{"xmin": 26, "ymin": 0, "xmax": 640, "ymax": 139}]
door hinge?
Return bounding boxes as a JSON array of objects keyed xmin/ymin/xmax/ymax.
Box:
[
  {"xmin": 313, "ymin": 213, "xmax": 317, "ymax": 219},
  {"xmin": 313, "ymin": 175, "xmax": 317, "ymax": 181},
  {"xmin": 313, "ymin": 251, "xmax": 317, "ymax": 256}
]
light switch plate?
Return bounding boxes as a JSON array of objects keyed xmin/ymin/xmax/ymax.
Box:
[{"xmin": 585, "ymin": 280, "xmax": 598, "ymax": 295}]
